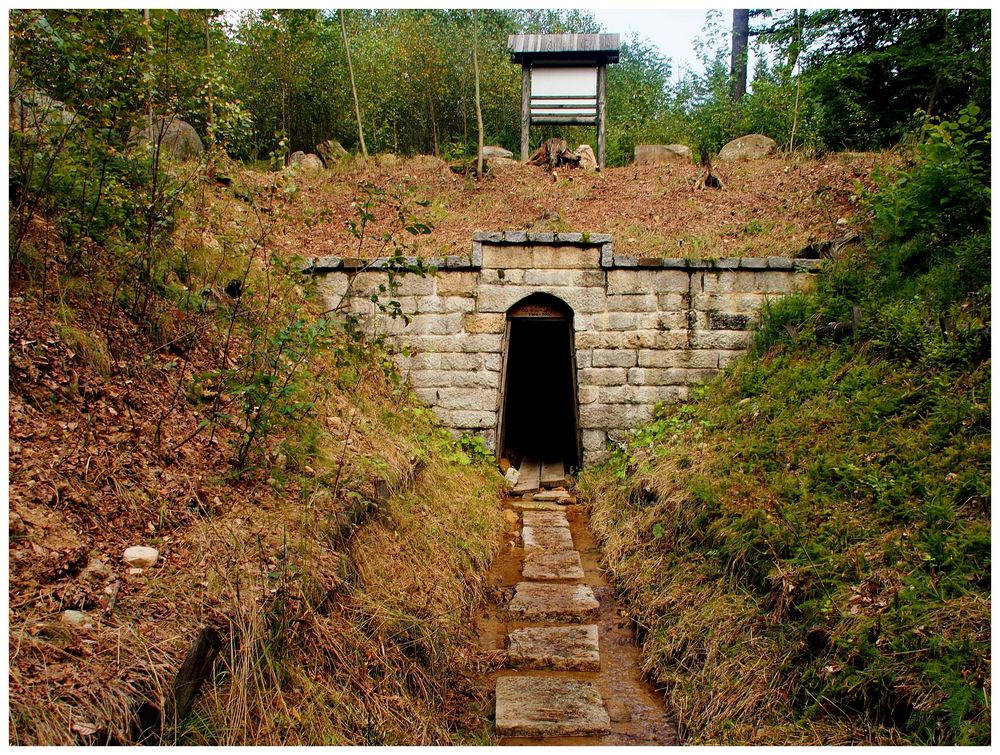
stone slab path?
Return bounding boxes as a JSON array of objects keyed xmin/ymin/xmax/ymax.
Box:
[
  {"xmin": 495, "ymin": 677, "xmax": 610, "ymax": 737},
  {"xmin": 522, "ymin": 549, "xmax": 584, "ymax": 580},
  {"xmin": 507, "ymin": 625, "xmax": 601, "ymax": 671},
  {"xmin": 484, "ymin": 486, "xmax": 678, "ymax": 745}
]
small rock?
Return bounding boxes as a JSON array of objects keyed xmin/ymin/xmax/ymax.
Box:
[
  {"xmin": 836, "ymin": 217, "xmax": 848, "ymax": 226},
  {"xmin": 81, "ymin": 558, "xmax": 112, "ymax": 581},
  {"xmin": 503, "ymin": 509, "xmax": 520, "ymax": 531},
  {"xmin": 605, "ymin": 698, "xmax": 633, "ymax": 723},
  {"xmin": 576, "ymin": 144, "xmax": 598, "ymax": 170},
  {"xmin": 61, "ymin": 610, "xmax": 89, "ymax": 627},
  {"xmin": 504, "ymin": 467, "xmax": 520, "ymax": 486},
  {"xmin": 122, "ymin": 545, "xmax": 159, "ymax": 568}
]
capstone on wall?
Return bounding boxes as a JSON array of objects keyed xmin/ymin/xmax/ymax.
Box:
[{"xmin": 311, "ymin": 232, "xmax": 820, "ymax": 465}]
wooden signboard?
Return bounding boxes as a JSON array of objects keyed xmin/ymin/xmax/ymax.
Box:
[{"xmin": 509, "ymin": 33, "xmax": 619, "ymax": 168}]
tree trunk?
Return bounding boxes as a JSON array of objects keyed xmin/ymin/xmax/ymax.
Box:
[
  {"xmin": 730, "ymin": 9, "xmax": 750, "ymax": 101},
  {"xmin": 428, "ymin": 93, "xmax": 439, "ymax": 157},
  {"xmin": 204, "ymin": 12, "xmax": 214, "ymax": 153},
  {"xmin": 340, "ymin": 9, "xmax": 367, "ymax": 159},
  {"xmin": 473, "ymin": 10, "xmax": 485, "ymax": 178}
]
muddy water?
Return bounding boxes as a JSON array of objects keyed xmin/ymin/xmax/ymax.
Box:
[{"xmin": 477, "ymin": 501, "xmax": 678, "ymax": 746}]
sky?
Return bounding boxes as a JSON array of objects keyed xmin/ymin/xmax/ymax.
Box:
[{"xmin": 588, "ymin": 8, "xmax": 716, "ymax": 81}]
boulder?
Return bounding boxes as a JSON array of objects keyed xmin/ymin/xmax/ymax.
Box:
[
  {"xmin": 718, "ymin": 134, "xmax": 777, "ymax": 161},
  {"xmin": 488, "ymin": 156, "xmax": 520, "ymax": 171},
  {"xmin": 576, "ymin": 144, "xmax": 598, "ymax": 170},
  {"xmin": 10, "ymin": 90, "xmax": 73, "ymax": 132},
  {"xmin": 315, "ymin": 139, "xmax": 349, "ymax": 167},
  {"xmin": 289, "ymin": 151, "xmax": 324, "ymax": 172},
  {"xmin": 634, "ymin": 144, "xmax": 692, "ymax": 165},
  {"xmin": 483, "ymin": 145, "xmax": 514, "ymax": 159},
  {"xmin": 122, "ymin": 545, "xmax": 159, "ymax": 568},
  {"xmin": 143, "ymin": 118, "xmax": 204, "ymax": 160}
]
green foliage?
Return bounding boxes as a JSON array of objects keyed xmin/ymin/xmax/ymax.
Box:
[
  {"xmin": 584, "ymin": 113, "xmax": 990, "ymax": 743},
  {"xmin": 441, "ymin": 433, "xmax": 493, "ymax": 467}
]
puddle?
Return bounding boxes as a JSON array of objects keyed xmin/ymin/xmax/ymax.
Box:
[{"xmin": 477, "ymin": 499, "xmax": 678, "ymax": 745}]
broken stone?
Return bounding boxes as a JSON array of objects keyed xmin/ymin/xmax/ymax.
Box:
[
  {"xmin": 507, "ymin": 625, "xmax": 600, "ymax": 671},
  {"xmin": 523, "ymin": 548, "xmax": 584, "ymax": 580},
  {"xmin": 495, "ymin": 677, "xmax": 610, "ymax": 737},
  {"xmin": 522, "ymin": 510, "xmax": 569, "ymax": 528},
  {"xmin": 122, "ymin": 546, "xmax": 158, "ymax": 568},
  {"xmin": 504, "ymin": 467, "xmax": 520, "ymax": 486},
  {"xmin": 507, "ymin": 582, "xmax": 599, "ymax": 622},
  {"xmin": 522, "ymin": 525, "xmax": 574, "ymax": 551}
]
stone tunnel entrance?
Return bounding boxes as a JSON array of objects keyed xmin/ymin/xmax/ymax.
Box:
[
  {"xmin": 311, "ymin": 231, "xmax": 821, "ymax": 465},
  {"xmin": 498, "ymin": 293, "xmax": 580, "ymax": 472}
]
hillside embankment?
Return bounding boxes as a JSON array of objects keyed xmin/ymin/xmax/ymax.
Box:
[
  {"xmin": 9, "ymin": 128, "xmax": 984, "ymax": 743},
  {"xmin": 263, "ymin": 151, "xmax": 890, "ymax": 262},
  {"xmin": 9, "ymin": 157, "xmax": 507, "ymax": 744},
  {"xmin": 579, "ymin": 113, "xmax": 990, "ymax": 745}
]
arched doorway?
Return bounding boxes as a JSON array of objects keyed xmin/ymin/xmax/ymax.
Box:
[{"xmin": 497, "ymin": 293, "xmax": 581, "ymax": 472}]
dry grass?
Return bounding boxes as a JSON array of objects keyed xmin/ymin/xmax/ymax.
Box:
[
  {"xmin": 585, "ymin": 455, "xmax": 901, "ymax": 746},
  {"xmin": 8, "ymin": 158, "xmax": 506, "ymax": 745},
  {"xmin": 267, "ymin": 151, "xmax": 896, "ymax": 263}
]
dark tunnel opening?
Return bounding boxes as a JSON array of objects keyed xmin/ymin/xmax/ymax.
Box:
[{"xmin": 499, "ymin": 312, "xmax": 579, "ymax": 471}]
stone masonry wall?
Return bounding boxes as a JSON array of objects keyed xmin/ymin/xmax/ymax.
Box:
[{"xmin": 312, "ymin": 233, "xmax": 821, "ymax": 465}]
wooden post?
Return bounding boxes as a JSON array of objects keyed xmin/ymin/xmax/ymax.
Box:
[
  {"xmin": 520, "ymin": 65, "xmax": 531, "ymax": 163},
  {"xmin": 596, "ymin": 63, "xmax": 607, "ymax": 169},
  {"xmin": 170, "ymin": 626, "xmax": 222, "ymax": 725}
]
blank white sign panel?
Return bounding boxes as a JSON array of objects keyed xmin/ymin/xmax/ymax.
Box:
[{"xmin": 531, "ymin": 66, "xmax": 598, "ymax": 117}]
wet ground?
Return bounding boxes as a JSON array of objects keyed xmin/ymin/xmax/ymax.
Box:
[{"xmin": 477, "ymin": 499, "xmax": 678, "ymax": 745}]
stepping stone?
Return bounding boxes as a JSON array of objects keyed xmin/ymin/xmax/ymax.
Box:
[
  {"xmin": 522, "ymin": 510, "xmax": 569, "ymax": 528},
  {"xmin": 495, "ymin": 677, "xmax": 610, "ymax": 737},
  {"xmin": 507, "ymin": 625, "xmax": 600, "ymax": 671},
  {"xmin": 540, "ymin": 460, "xmax": 567, "ymax": 488},
  {"xmin": 522, "ymin": 525, "xmax": 573, "ymax": 551},
  {"xmin": 507, "ymin": 582, "xmax": 599, "ymax": 622},
  {"xmin": 510, "ymin": 501, "xmax": 564, "ymax": 512},
  {"xmin": 523, "ymin": 548, "xmax": 584, "ymax": 580}
]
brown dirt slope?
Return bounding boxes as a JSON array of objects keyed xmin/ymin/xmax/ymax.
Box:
[
  {"xmin": 271, "ymin": 152, "xmax": 890, "ymax": 263},
  {"xmin": 8, "ymin": 172, "xmax": 504, "ymax": 744}
]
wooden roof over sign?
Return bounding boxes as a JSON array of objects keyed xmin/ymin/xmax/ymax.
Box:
[{"xmin": 508, "ymin": 33, "xmax": 620, "ymax": 64}]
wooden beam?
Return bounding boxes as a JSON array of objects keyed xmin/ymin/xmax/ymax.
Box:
[
  {"xmin": 514, "ymin": 457, "xmax": 542, "ymax": 493},
  {"xmin": 540, "ymin": 460, "xmax": 566, "ymax": 488},
  {"xmin": 521, "ymin": 65, "xmax": 531, "ymax": 163},
  {"xmin": 597, "ymin": 63, "xmax": 607, "ymax": 169}
]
